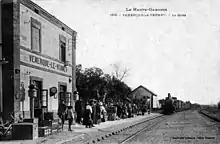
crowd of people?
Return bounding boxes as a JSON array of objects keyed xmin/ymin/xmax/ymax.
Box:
[{"xmin": 57, "ymin": 97, "xmax": 150, "ymax": 131}]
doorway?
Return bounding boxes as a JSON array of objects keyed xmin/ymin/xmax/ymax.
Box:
[
  {"xmin": 30, "ymin": 77, "xmax": 43, "ymax": 118},
  {"xmin": 58, "ymin": 82, "xmax": 67, "ymax": 105}
]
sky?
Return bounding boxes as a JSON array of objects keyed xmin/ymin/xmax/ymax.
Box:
[{"xmin": 33, "ymin": 0, "xmax": 220, "ymax": 105}]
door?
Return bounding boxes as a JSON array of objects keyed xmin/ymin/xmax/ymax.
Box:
[
  {"xmin": 58, "ymin": 84, "xmax": 67, "ymax": 104},
  {"xmin": 31, "ymin": 80, "xmax": 42, "ymax": 118}
]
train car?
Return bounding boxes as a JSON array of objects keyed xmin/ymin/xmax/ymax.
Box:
[
  {"xmin": 185, "ymin": 101, "xmax": 191, "ymax": 109},
  {"xmin": 180, "ymin": 100, "xmax": 184, "ymax": 109},
  {"xmin": 172, "ymin": 97, "xmax": 177, "ymax": 110},
  {"xmin": 177, "ymin": 100, "xmax": 181, "ymax": 109}
]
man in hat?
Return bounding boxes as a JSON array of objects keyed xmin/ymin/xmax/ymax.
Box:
[
  {"xmin": 90, "ymin": 99, "xmax": 96, "ymax": 126},
  {"xmin": 75, "ymin": 95, "xmax": 83, "ymax": 124},
  {"xmin": 96, "ymin": 101, "xmax": 102, "ymax": 124},
  {"xmin": 58, "ymin": 99, "xmax": 67, "ymax": 130}
]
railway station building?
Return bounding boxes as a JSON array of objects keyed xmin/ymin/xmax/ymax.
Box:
[
  {"xmin": 128, "ymin": 85, "xmax": 158, "ymax": 111},
  {"xmin": 0, "ymin": 0, "xmax": 77, "ymax": 121}
]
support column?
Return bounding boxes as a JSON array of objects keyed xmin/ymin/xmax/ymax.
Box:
[{"xmin": 72, "ymin": 31, "xmax": 77, "ymax": 110}]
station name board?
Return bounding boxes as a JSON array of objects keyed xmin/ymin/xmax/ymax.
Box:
[{"xmin": 29, "ymin": 55, "xmax": 67, "ymax": 73}]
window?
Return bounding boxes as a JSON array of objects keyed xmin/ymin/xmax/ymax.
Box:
[
  {"xmin": 31, "ymin": 18, "xmax": 41, "ymax": 52},
  {"xmin": 59, "ymin": 35, "xmax": 66, "ymax": 62},
  {"xmin": 59, "ymin": 84, "xmax": 67, "ymax": 104},
  {"xmin": 59, "ymin": 92, "xmax": 72, "ymax": 106},
  {"xmin": 58, "ymin": 83, "xmax": 72, "ymax": 106}
]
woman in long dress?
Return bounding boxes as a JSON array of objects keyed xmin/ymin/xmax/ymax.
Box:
[{"xmin": 83, "ymin": 102, "xmax": 93, "ymax": 128}]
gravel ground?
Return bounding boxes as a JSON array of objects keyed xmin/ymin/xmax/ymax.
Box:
[{"xmin": 125, "ymin": 110, "xmax": 220, "ymax": 144}]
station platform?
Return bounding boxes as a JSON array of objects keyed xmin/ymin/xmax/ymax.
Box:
[{"xmin": 0, "ymin": 113, "xmax": 161, "ymax": 144}]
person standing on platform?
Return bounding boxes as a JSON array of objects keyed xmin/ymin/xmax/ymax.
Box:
[
  {"xmin": 91, "ymin": 99, "xmax": 97, "ymax": 125},
  {"xmin": 116, "ymin": 102, "xmax": 122, "ymax": 119},
  {"xmin": 58, "ymin": 99, "xmax": 67, "ymax": 131},
  {"xmin": 67, "ymin": 106, "xmax": 74, "ymax": 131},
  {"xmin": 75, "ymin": 96, "xmax": 83, "ymax": 124},
  {"xmin": 100, "ymin": 102, "xmax": 106, "ymax": 122},
  {"xmin": 96, "ymin": 101, "xmax": 102, "ymax": 124},
  {"xmin": 83, "ymin": 101, "xmax": 93, "ymax": 128}
]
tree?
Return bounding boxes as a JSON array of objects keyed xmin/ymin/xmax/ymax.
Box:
[
  {"xmin": 218, "ymin": 101, "xmax": 220, "ymax": 109},
  {"xmin": 75, "ymin": 64, "xmax": 132, "ymax": 104},
  {"xmin": 76, "ymin": 64, "xmax": 88, "ymax": 101},
  {"xmin": 111, "ymin": 62, "xmax": 130, "ymax": 82},
  {"xmin": 76, "ymin": 64, "xmax": 84, "ymax": 86},
  {"xmin": 83, "ymin": 67, "xmax": 104, "ymax": 100}
]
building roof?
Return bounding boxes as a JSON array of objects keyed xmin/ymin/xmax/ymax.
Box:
[
  {"xmin": 130, "ymin": 85, "xmax": 157, "ymax": 96},
  {"xmin": 12, "ymin": 0, "xmax": 77, "ymax": 36}
]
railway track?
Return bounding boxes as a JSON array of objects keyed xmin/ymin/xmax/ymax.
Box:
[
  {"xmin": 83, "ymin": 115, "xmax": 167, "ymax": 144},
  {"xmin": 199, "ymin": 110, "xmax": 220, "ymax": 122},
  {"xmin": 119, "ymin": 116, "xmax": 166, "ymax": 144}
]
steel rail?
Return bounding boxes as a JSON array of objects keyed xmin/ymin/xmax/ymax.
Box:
[
  {"xmin": 199, "ymin": 110, "xmax": 220, "ymax": 122},
  {"xmin": 119, "ymin": 116, "xmax": 166, "ymax": 144}
]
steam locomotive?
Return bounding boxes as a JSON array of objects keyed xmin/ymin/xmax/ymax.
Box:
[{"xmin": 162, "ymin": 93, "xmax": 176, "ymax": 115}]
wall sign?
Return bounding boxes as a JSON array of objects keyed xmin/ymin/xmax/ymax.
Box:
[
  {"xmin": 50, "ymin": 87, "xmax": 58, "ymax": 96},
  {"xmin": 29, "ymin": 55, "xmax": 67, "ymax": 72}
]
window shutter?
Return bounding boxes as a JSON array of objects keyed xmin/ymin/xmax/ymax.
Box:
[
  {"xmin": 31, "ymin": 18, "xmax": 41, "ymax": 52},
  {"xmin": 41, "ymin": 89, "xmax": 48, "ymax": 109},
  {"xmin": 59, "ymin": 35, "xmax": 66, "ymax": 62}
]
